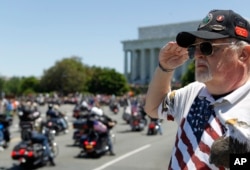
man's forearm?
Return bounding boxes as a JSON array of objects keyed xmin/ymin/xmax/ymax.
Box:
[{"xmin": 144, "ymin": 67, "xmax": 173, "ymax": 118}]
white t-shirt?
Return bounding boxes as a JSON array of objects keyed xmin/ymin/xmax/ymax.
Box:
[{"xmin": 158, "ymin": 81, "xmax": 250, "ymax": 170}]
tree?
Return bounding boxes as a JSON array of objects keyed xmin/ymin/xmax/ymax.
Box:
[
  {"xmin": 0, "ymin": 77, "xmax": 6, "ymax": 97},
  {"xmin": 181, "ymin": 61, "xmax": 195, "ymax": 86},
  {"xmin": 87, "ymin": 67, "xmax": 129, "ymax": 95},
  {"xmin": 40, "ymin": 56, "xmax": 87, "ymax": 95},
  {"xmin": 2, "ymin": 76, "xmax": 23, "ymax": 96},
  {"xmin": 20, "ymin": 76, "xmax": 40, "ymax": 95}
]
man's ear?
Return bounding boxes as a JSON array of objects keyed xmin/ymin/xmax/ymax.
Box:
[{"xmin": 239, "ymin": 45, "xmax": 250, "ymax": 61}]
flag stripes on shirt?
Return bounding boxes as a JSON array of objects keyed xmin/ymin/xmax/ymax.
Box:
[{"xmin": 168, "ymin": 97, "xmax": 225, "ymax": 170}]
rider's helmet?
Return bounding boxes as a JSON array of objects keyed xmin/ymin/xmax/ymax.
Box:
[{"xmin": 90, "ymin": 106, "xmax": 103, "ymax": 117}]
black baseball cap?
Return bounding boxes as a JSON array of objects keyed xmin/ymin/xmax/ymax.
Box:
[{"xmin": 176, "ymin": 9, "xmax": 250, "ymax": 48}]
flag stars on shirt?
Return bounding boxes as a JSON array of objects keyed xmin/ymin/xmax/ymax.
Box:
[{"xmin": 187, "ymin": 97, "xmax": 214, "ymax": 142}]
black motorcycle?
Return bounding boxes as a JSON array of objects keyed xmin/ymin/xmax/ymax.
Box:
[
  {"xmin": 147, "ymin": 120, "xmax": 159, "ymax": 135},
  {"xmin": 78, "ymin": 119, "xmax": 110, "ymax": 158},
  {"xmin": 109, "ymin": 103, "xmax": 119, "ymax": 115},
  {"xmin": 80, "ymin": 130, "xmax": 109, "ymax": 158},
  {"xmin": 147, "ymin": 118, "xmax": 163, "ymax": 135},
  {"xmin": 11, "ymin": 121, "xmax": 58, "ymax": 169},
  {"xmin": 72, "ymin": 118, "xmax": 89, "ymax": 146},
  {"xmin": 129, "ymin": 106, "xmax": 147, "ymax": 131}
]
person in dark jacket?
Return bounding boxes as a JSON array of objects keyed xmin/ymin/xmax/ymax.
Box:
[{"xmin": 91, "ymin": 102, "xmax": 117, "ymax": 155}]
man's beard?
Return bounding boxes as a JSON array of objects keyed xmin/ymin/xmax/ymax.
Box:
[
  {"xmin": 195, "ymin": 68, "xmax": 212, "ymax": 82},
  {"xmin": 195, "ymin": 60, "xmax": 213, "ymax": 83}
]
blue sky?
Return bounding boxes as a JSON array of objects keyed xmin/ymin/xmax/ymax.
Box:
[{"xmin": 1, "ymin": 0, "xmax": 250, "ymax": 77}]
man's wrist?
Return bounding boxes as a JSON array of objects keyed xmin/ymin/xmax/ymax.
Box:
[{"xmin": 158, "ymin": 63, "xmax": 174, "ymax": 72}]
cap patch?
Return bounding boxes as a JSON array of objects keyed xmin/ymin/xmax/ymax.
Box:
[
  {"xmin": 199, "ymin": 13, "xmax": 213, "ymax": 29},
  {"xmin": 235, "ymin": 17, "xmax": 248, "ymax": 28},
  {"xmin": 235, "ymin": 26, "xmax": 248, "ymax": 38},
  {"xmin": 216, "ymin": 15, "xmax": 224, "ymax": 22}
]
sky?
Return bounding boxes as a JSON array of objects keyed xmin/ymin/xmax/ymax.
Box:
[{"xmin": 1, "ymin": 0, "xmax": 250, "ymax": 77}]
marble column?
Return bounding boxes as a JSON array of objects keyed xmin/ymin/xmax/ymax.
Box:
[
  {"xmin": 131, "ymin": 50, "xmax": 137, "ymax": 83},
  {"xmin": 124, "ymin": 50, "xmax": 128, "ymax": 81},
  {"xmin": 140, "ymin": 49, "xmax": 146, "ymax": 84}
]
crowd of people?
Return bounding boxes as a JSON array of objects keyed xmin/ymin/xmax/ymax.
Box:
[{"xmin": 0, "ymin": 92, "xmax": 156, "ymax": 167}]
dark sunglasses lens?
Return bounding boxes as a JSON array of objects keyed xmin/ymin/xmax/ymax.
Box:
[
  {"xmin": 200, "ymin": 42, "xmax": 213, "ymax": 56},
  {"xmin": 187, "ymin": 46, "xmax": 195, "ymax": 59}
]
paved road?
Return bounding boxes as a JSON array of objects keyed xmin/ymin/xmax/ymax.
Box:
[{"xmin": 0, "ymin": 104, "xmax": 178, "ymax": 170}]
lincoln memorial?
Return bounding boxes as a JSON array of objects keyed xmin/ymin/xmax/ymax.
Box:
[{"xmin": 122, "ymin": 20, "xmax": 200, "ymax": 85}]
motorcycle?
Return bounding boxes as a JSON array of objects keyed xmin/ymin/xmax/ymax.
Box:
[
  {"xmin": 147, "ymin": 120, "xmax": 160, "ymax": 135},
  {"xmin": 129, "ymin": 106, "xmax": 147, "ymax": 131},
  {"xmin": 109, "ymin": 103, "xmax": 119, "ymax": 115},
  {"xmin": 11, "ymin": 121, "xmax": 58, "ymax": 169},
  {"xmin": 81, "ymin": 132, "xmax": 109, "ymax": 158},
  {"xmin": 72, "ymin": 118, "xmax": 89, "ymax": 146},
  {"xmin": 11, "ymin": 141, "xmax": 46, "ymax": 169},
  {"xmin": 78, "ymin": 119, "xmax": 110, "ymax": 158},
  {"xmin": 122, "ymin": 106, "xmax": 131, "ymax": 124}
]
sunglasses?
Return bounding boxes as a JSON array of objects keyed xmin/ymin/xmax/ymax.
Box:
[{"xmin": 187, "ymin": 41, "xmax": 236, "ymax": 59}]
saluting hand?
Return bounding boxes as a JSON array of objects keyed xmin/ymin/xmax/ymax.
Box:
[{"xmin": 159, "ymin": 41, "xmax": 189, "ymax": 70}]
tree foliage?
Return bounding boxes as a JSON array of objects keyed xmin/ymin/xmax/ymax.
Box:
[
  {"xmin": 87, "ymin": 67, "xmax": 129, "ymax": 95},
  {"xmin": 1, "ymin": 56, "xmax": 129, "ymax": 96},
  {"xmin": 40, "ymin": 56, "xmax": 87, "ymax": 95},
  {"xmin": 20, "ymin": 76, "xmax": 40, "ymax": 95},
  {"xmin": 3, "ymin": 77, "xmax": 22, "ymax": 96},
  {"xmin": 0, "ymin": 77, "xmax": 5, "ymax": 96},
  {"xmin": 0, "ymin": 76, "xmax": 39, "ymax": 96},
  {"xmin": 181, "ymin": 61, "xmax": 195, "ymax": 86}
]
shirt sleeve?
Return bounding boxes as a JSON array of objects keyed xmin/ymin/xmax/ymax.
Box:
[
  {"xmin": 157, "ymin": 90, "xmax": 177, "ymax": 121},
  {"xmin": 157, "ymin": 82, "xmax": 205, "ymax": 124}
]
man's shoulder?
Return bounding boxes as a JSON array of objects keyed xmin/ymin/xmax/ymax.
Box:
[
  {"xmin": 176, "ymin": 82, "xmax": 205, "ymax": 95},
  {"xmin": 185, "ymin": 81, "xmax": 205, "ymax": 89}
]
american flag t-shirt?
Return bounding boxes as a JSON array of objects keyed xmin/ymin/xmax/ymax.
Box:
[{"xmin": 168, "ymin": 97, "xmax": 225, "ymax": 170}]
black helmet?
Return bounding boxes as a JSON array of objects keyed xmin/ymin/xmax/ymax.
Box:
[{"xmin": 47, "ymin": 104, "xmax": 53, "ymax": 110}]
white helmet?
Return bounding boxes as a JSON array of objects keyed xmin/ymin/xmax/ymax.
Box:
[
  {"xmin": 81, "ymin": 101, "xmax": 88, "ymax": 108},
  {"xmin": 90, "ymin": 106, "xmax": 103, "ymax": 116}
]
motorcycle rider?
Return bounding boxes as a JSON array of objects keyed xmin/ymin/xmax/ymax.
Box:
[
  {"xmin": 90, "ymin": 102, "xmax": 116, "ymax": 156},
  {"xmin": 0, "ymin": 113, "xmax": 11, "ymax": 149},
  {"xmin": 18, "ymin": 101, "xmax": 56, "ymax": 166},
  {"xmin": 46, "ymin": 104, "xmax": 68, "ymax": 133},
  {"xmin": 73, "ymin": 99, "xmax": 90, "ymax": 119},
  {"xmin": 80, "ymin": 99, "xmax": 90, "ymax": 112},
  {"xmin": 109, "ymin": 100, "xmax": 120, "ymax": 114}
]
